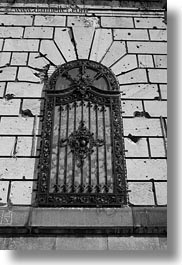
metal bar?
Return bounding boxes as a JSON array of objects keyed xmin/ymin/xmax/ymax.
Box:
[
  {"xmin": 88, "ymin": 102, "xmax": 92, "ymax": 188},
  {"xmin": 71, "ymin": 102, "xmax": 76, "ymax": 191},
  {"xmin": 56, "ymin": 105, "xmax": 62, "ymax": 187},
  {"xmin": 95, "ymin": 104, "xmax": 99, "ymax": 189},
  {"xmin": 102, "ymin": 105, "xmax": 108, "ymax": 188},
  {"xmin": 64, "ymin": 104, "xmax": 69, "ymax": 188},
  {"xmin": 110, "ymin": 99, "xmax": 116, "ymax": 193}
]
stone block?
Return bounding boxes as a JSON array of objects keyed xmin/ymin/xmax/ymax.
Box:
[
  {"xmin": 144, "ymin": 101, "xmax": 167, "ymax": 117},
  {"xmin": 111, "ymin": 54, "xmax": 137, "ymax": 75},
  {"xmin": 114, "ymin": 29, "xmax": 149, "ymax": 40},
  {"xmin": 0, "ymin": 52, "xmax": 11, "ymax": 67},
  {"xmin": 0, "ymin": 82, "xmax": 5, "ymax": 97},
  {"xmin": 148, "ymin": 69, "xmax": 167, "ymax": 83},
  {"xmin": 101, "ymin": 16, "xmax": 133, "ymax": 28},
  {"xmin": 11, "ymin": 53, "xmax": 28, "ymax": 66},
  {"xmin": 138, "ymin": 54, "xmax": 154, "ymax": 68},
  {"xmin": 0, "ymin": 117, "xmax": 35, "ymax": 135},
  {"xmin": 0, "ymin": 158, "xmax": 36, "ymax": 180},
  {"xmin": 6, "ymin": 82, "xmax": 43, "ymax": 98},
  {"xmin": 153, "ymin": 55, "xmax": 167, "ymax": 68},
  {"xmin": 124, "ymin": 138, "xmax": 149, "ymax": 157},
  {"xmin": 0, "ymin": 67, "xmax": 17, "ymax": 81},
  {"xmin": 149, "ymin": 138, "xmax": 166, "ymax": 157},
  {"xmin": 127, "ymin": 41, "xmax": 167, "ymax": 54},
  {"xmin": 123, "ymin": 117, "xmax": 162, "ymax": 136},
  {"xmin": 9, "ymin": 181, "xmax": 33, "ymax": 205},
  {"xmin": 18, "ymin": 67, "xmax": 40, "ymax": 83},
  {"xmin": 102, "ymin": 41, "xmax": 126, "ymax": 67},
  {"xmin": 0, "ymin": 238, "xmax": 8, "ymax": 249},
  {"xmin": 56, "ymin": 237, "xmax": 107, "ymax": 250},
  {"xmin": 118, "ymin": 69, "xmax": 147, "ymax": 85},
  {"xmin": 0, "ymin": 181, "xmax": 9, "ymax": 204},
  {"xmin": 3, "ymin": 39, "xmax": 39, "ymax": 52},
  {"xmin": 128, "ymin": 182, "xmax": 154, "ymax": 205},
  {"xmin": 108, "ymin": 237, "xmax": 160, "ymax": 250},
  {"xmin": 68, "ymin": 16, "xmax": 100, "ymax": 28},
  {"xmin": 7, "ymin": 237, "xmax": 56, "ymax": 250},
  {"xmin": 149, "ymin": 29, "xmax": 167, "ymax": 41},
  {"xmin": 0, "ymin": 40, "xmax": 3, "ymax": 51},
  {"xmin": 134, "ymin": 17, "xmax": 166, "ymax": 29},
  {"xmin": 15, "ymin": 137, "xmax": 34, "ymax": 156},
  {"xmin": 34, "ymin": 15, "xmax": 66, "ymax": 26},
  {"xmin": 0, "ymin": 99, "xmax": 21, "ymax": 115},
  {"xmin": 160, "ymin": 84, "xmax": 167, "ymax": 100},
  {"xmin": 0, "ymin": 27, "xmax": 23, "ymax": 38},
  {"xmin": 0, "ymin": 137, "xmax": 15, "ymax": 156},
  {"xmin": 120, "ymin": 84, "xmax": 159, "ymax": 99},
  {"xmin": 126, "ymin": 159, "xmax": 167, "ymax": 180},
  {"xmin": 121, "ymin": 100, "xmax": 143, "ymax": 116},
  {"xmin": 155, "ymin": 182, "xmax": 167, "ymax": 205},
  {"xmin": 0, "ymin": 15, "xmax": 33, "ymax": 26},
  {"xmin": 28, "ymin": 52, "xmax": 49, "ymax": 69},
  {"xmin": 22, "ymin": 99, "xmax": 42, "ymax": 115},
  {"xmin": 0, "ymin": 209, "xmax": 12, "ymax": 225},
  {"xmin": 158, "ymin": 237, "xmax": 167, "ymax": 250},
  {"xmin": 24, "ymin": 26, "xmax": 53, "ymax": 39}
]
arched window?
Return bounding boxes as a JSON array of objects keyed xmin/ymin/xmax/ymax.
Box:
[{"xmin": 37, "ymin": 60, "xmax": 127, "ymax": 207}]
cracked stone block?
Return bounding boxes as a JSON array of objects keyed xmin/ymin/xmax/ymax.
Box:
[
  {"xmin": 101, "ymin": 16, "xmax": 133, "ymax": 28},
  {"xmin": 134, "ymin": 17, "xmax": 166, "ymax": 29},
  {"xmin": 154, "ymin": 55, "xmax": 167, "ymax": 68},
  {"xmin": 155, "ymin": 182, "xmax": 167, "ymax": 205},
  {"xmin": 144, "ymin": 101, "xmax": 167, "ymax": 117},
  {"xmin": 138, "ymin": 54, "xmax": 154, "ymax": 68},
  {"xmin": 0, "ymin": 27, "xmax": 23, "ymax": 38},
  {"xmin": 0, "ymin": 137, "xmax": 15, "ymax": 156},
  {"xmin": 149, "ymin": 29, "xmax": 167, "ymax": 41},
  {"xmin": 0, "ymin": 158, "xmax": 36, "ymax": 180},
  {"xmin": 114, "ymin": 29, "xmax": 149, "ymax": 40},
  {"xmin": 0, "ymin": 117, "xmax": 35, "ymax": 135},
  {"xmin": 34, "ymin": 15, "xmax": 66, "ymax": 26},
  {"xmin": 126, "ymin": 159, "xmax": 167, "ymax": 180},
  {"xmin": 128, "ymin": 182, "xmax": 155, "ymax": 205},
  {"xmin": 0, "ymin": 99, "xmax": 21, "ymax": 115},
  {"xmin": 24, "ymin": 26, "xmax": 53, "ymax": 39},
  {"xmin": 6, "ymin": 82, "xmax": 43, "ymax": 98},
  {"xmin": 0, "ymin": 67, "xmax": 17, "ymax": 81},
  {"xmin": 120, "ymin": 84, "xmax": 159, "ymax": 99},
  {"xmin": 118, "ymin": 69, "xmax": 147, "ymax": 84},
  {"xmin": 123, "ymin": 118, "xmax": 162, "ymax": 136},
  {"xmin": 0, "ymin": 82, "xmax": 5, "ymax": 97},
  {"xmin": 148, "ymin": 69, "xmax": 167, "ymax": 83},
  {"xmin": 149, "ymin": 138, "xmax": 166, "ymax": 157},
  {"xmin": 28, "ymin": 53, "xmax": 49, "ymax": 69},
  {"xmin": 160, "ymin": 84, "xmax": 167, "ymax": 100},
  {"xmin": 9, "ymin": 181, "xmax": 33, "ymax": 205},
  {"xmin": 3, "ymin": 39, "xmax": 39, "ymax": 52},
  {"xmin": 111, "ymin": 54, "xmax": 137, "ymax": 75},
  {"xmin": 127, "ymin": 41, "xmax": 167, "ymax": 54},
  {"xmin": 18, "ymin": 67, "xmax": 40, "ymax": 82},
  {"xmin": 0, "ymin": 181, "xmax": 9, "ymax": 205},
  {"xmin": 121, "ymin": 100, "xmax": 143, "ymax": 116},
  {"xmin": 22, "ymin": 99, "xmax": 42, "ymax": 115},
  {"xmin": 0, "ymin": 15, "xmax": 33, "ymax": 26},
  {"xmin": 101, "ymin": 41, "xmax": 126, "ymax": 67},
  {"xmin": 68, "ymin": 16, "xmax": 100, "ymax": 28},
  {"xmin": 11, "ymin": 53, "xmax": 28, "ymax": 66},
  {"xmin": 0, "ymin": 52, "xmax": 11, "ymax": 67},
  {"xmin": 125, "ymin": 138, "xmax": 149, "ymax": 157}
]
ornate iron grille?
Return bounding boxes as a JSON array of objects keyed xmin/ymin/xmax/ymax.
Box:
[{"xmin": 37, "ymin": 60, "xmax": 127, "ymax": 207}]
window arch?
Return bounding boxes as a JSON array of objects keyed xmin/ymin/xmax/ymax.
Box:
[{"xmin": 37, "ymin": 60, "xmax": 127, "ymax": 207}]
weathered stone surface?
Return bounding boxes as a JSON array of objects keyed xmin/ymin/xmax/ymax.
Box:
[
  {"xmin": 0, "ymin": 27, "xmax": 23, "ymax": 38},
  {"xmin": 148, "ymin": 69, "xmax": 167, "ymax": 83},
  {"xmin": 0, "ymin": 181, "xmax": 9, "ymax": 204},
  {"xmin": 22, "ymin": 99, "xmax": 42, "ymax": 115},
  {"xmin": 0, "ymin": 99, "xmax": 20, "ymax": 115},
  {"xmin": 144, "ymin": 101, "xmax": 167, "ymax": 117},
  {"xmin": 158, "ymin": 237, "xmax": 167, "ymax": 250},
  {"xmin": 134, "ymin": 17, "xmax": 166, "ymax": 29},
  {"xmin": 160, "ymin": 84, "xmax": 167, "ymax": 100},
  {"xmin": 68, "ymin": 16, "xmax": 100, "ymax": 28},
  {"xmin": 28, "ymin": 52, "xmax": 49, "ymax": 69},
  {"xmin": 128, "ymin": 182, "xmax": 154, "ymax": 205},
  {"xmin": 149, "ymin": 29, "xmax": 167, "ymax": 41},
  {"xmin": 120, "ymin": 84, "xmax": 159, "ymax": 99},
  {"xmin": 0, "ymin": 117, "xmax": 35, "ymax": 135},
  {"xmin": 155, "ymin": 182, "xmax": 167, "ymax": 205},
  {"xmin": 90, "ymin": 29, "xmax": 112, "ymax": 62},
  {"xmin": 4, "ymin": 39, "xmax": 39, "ymax": 52},
  {"xmin": 118, "ymin": 69, "xmax": 147, "ymax": 84},
  {"xmin": 72, "ymin": 26, "xmax": 94, "ymax": 60},
  {"xmin": 153, "ymin": 55, "xmax": 167, "ymax": 68},
  {"xmin": 102, "ymin": 41, "xmax": 126, "ymax": 67},
  {"xmin": 54, "ymin": 28, "xmax": 76, "ymax": 62},
  {"xmin": 6, "ymin": 82, "xmax": 43, "ymax": 98},
  {"xmin": 24, "ymin": 26, "xmax": 53, "ymax": 39},
  {"xmin": 138, "ymin": 54, "xmax": 154, "ymax": 68},
  {"xmin": 0, "ymin": 67, "xmax": 17, "ymax": 81},
  {"xmin": 10, "ymin": 181, "xmax": 33, "ymax": 205},
  {"xmin": 123, "ymin": 118, "xmax": 162, "ymax": 136},
  {"xmin": 125, "ymin": 138, "xmax": 149, "ymax": 157},
  {"xmin": 126, "ymin": 159, "xmax": 167, "ymax": 180},
  {"xmin": 7, "ymin": 237, "xmax": 56, "ymax": 250},
  {"xmin": 114, "ymin": 29, "xmax": 148, "ymax": 40},
  {"xmin": 101, "ymin": 16, "xmax": 133, "ymax": 28},
  {"xmin": 0, "ymin": 238, "xmax": 8, "ymax": 249},
  {"xmin": 16, "ymin": 137, "xmax": 34, "ymax": 156},
  {"xmin": 18, "ymin": 67, "xmax": 40, "ymax": 83},
  {"xmin": 149, "ymin": 138, "xmax": 166, "ymax": 157},
  {"xmin": 0, "ymin": 82, "xmax": 5, "ymax": 97},
  {"xmin": 11, "ymin": 53, "xmax": 28, "ymax": 66},
  {"xmin": 40, "ymin": 40, "xmax": 65, "ymax": 65},
  {"xmin": 0, "ymin": 15, "xmax": 33, "ymax": 26},
  {"xmin": 111, "ymin": 54, "xmax": 137, "ymax": 75},
  {"xmin": 121, "ymin": 100, "xmax": 143, "ymax": 116},
  {"xmin": 0, "ymin": 52, "xmax": 11, "ymax": 67},
  {"xmin": 0, "ymin": 40, "xmax": 3, "ymax": 51},
  {"xmin": 0, "ymin": 158, "xmax": 36, "ymax": 180},
  {"xmin": 0, "ymin": 137, "xmax": 15, "ymax": 156},
  {"xmin": 34, "ymin": 15, "xmax": 66, "ymax": 26},
  {"xmin": 127, "ymin": 41, "xmax": 167, "ymax": 54}
]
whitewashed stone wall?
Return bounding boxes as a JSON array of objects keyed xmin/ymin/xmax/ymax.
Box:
[{"xmin": 0, "ymin": 8, "xmax": 167, "ymax": 207}]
